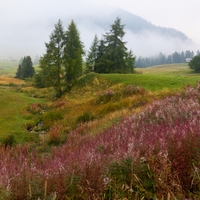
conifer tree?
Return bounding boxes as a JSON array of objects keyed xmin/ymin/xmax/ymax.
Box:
[
  {"xmin": 64, "ymin": 20, "xmax": 84, "ymax": 87},
  {"xmin": 85, "ymin": 34, "xmax": 99, "ymax": 73},
  {"xmin": 94, "ymin": 39, "xmax": 111, "ymax": 73},
  {"xmin": 105, "ymin": 17, "xmax": 127, "ymax": 73},
  {"xmin": 22, "ymin": 56, "xmax": 35, "ymax": 79},
  {"xmin": 125, "ymin": 49, "xmax": 136, "ymax": 73},
  {"xmin": 94, "ymin": 17, "xmax": 135, "ymax": 73},
  {"xmin": 38, "ymin": 19, "xmax": 65, "ymax": 96},
  {"xmin": 15, "ymin": 56, "xmax": 35, "ymax": 79},
  {"xmin": 15, "ymin": 64, "xmax": 23, "ymax": 79}
]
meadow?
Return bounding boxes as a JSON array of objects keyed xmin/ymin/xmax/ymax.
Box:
[
  {"xmin": 0, "ymin": 62, "xmax": 200, "ymax": 199},
  {"xmin": 0, "ymin": 60, "xmax": 19, "ymax": 77}
]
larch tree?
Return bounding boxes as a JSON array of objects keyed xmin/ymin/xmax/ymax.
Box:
[
  {"xmin": 37, "ymin": 19, "xmax": 65, "ymax": 97},
  {"xmin": 63, "ymin": 20, "xmax": 85, "ymax": 89}
]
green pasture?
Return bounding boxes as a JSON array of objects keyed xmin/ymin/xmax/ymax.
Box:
[
  {"xmin": 101, "ymin": 64, "xmax": 200, "ymax": 91},
  {"xmin": 0, "ymin": 89, "xmax": 43, "ymax": 143},
  {"xmin": 0, "ymin": 60, "xmax": 38, "ymax": 77},
  {"xmin": 0, "ymin": 60, "xmax": 19, "ymax": 76}
]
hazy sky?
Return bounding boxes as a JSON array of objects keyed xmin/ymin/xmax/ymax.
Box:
[
  {"xmin": 0, "ymin": 0, "xmax": 199, "ymax": 59},
  {"xmin": 91, "ymin": 0, "xmax": 200, "ymax": 42}
]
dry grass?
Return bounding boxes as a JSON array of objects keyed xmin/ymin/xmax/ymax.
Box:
[{"xmin": 0, "ymin": 76, "xmax": 25, "ymax": 85}]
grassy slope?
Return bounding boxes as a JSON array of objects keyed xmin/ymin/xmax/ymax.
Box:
[
  {"xmin": 0, "ymin": 63, "xmax": 200, "ymax": 144},
  {"xmin": 0, "ymin": 89, "xmax": 44, "ymax": 142},
  {"xmin": 53, "ymin": 64, "xmax": 200, "ymax": 137},
  {"xmin": 0, "ymin": 71, "xmax": 44, "ymax": 143}
]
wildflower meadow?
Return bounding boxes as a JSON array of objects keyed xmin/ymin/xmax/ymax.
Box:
[{"xmin": 1, "ymin": 83, "xmax": 200, "ymax": 199}]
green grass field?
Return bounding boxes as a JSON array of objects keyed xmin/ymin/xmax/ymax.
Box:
[
  {"xmin": 0, "ymin": 60, "xmax": 39, "ymax": 77},
  {"xmin": 101, "ymin": 63, "xmax": 200, "ymax": 91},
  {"xmin": 0, "ymin": 89, "xmax": 44, "ymax": 143},
  {"xmin": 0, "ymin": 60, "xmax": 19, "ymax": 77}
]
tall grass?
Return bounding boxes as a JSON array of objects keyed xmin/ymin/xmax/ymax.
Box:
[{"xmin": 1, "ymin": 83, "xmax": 200, "ymax": 198}]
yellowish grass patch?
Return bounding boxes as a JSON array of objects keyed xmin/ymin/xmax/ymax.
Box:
[{"xmin": 0, "ymin": 76, "xmax": 25, "ymax": 85}]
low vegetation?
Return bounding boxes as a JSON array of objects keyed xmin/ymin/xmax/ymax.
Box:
[
  {"xmin": 1, "ymin": 82, "xmax": 200, "ymax": 199},
  {"xmin": 0, "ymin": 63, "xmax": 200, "ymax": 198}
]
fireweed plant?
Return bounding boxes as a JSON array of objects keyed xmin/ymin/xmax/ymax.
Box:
[{"xmin": 1, "ymin": 84, "xmax": 200, "ymax": 198}]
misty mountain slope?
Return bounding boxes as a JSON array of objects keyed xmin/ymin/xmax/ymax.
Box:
[
  {"xmin": 1, "ymin": 4, "xmax": 194, "ymax": 59},
  {"xmin": 64, "ymin": 6, "xmax": 193, "ymax": 57},
  {"xmin": 84, "ymin": 8, "xmax": 189, "ymax": 41}
]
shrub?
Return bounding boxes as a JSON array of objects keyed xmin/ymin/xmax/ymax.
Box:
[
  {"xmin": 98, "ymin": 90, "xmax": 115, "ymax": 103},
  {"xmin": 47, "ymin": 125, "xmax": 66, "ymax": 146},
  {"xmin": 43, "ymin": 111, "xmax": 63, "ymax": 129},
  {"xmin": 76, "ymin": 112, "xmax": 95, "ymax": 124},
  {"xmin": 27, "ymin": 103, "xmax": 46, "ymax": 114},
  {"xmin": 24, "ymin": 120, "xmax": 36, "ymax": 131},
  {"xmin": 122, "ymin": 85, "xmax": 146, "ymax": 96},
  {"xmin": 2, "ymin": 134, "xmax": 15, "ymax": 149}
]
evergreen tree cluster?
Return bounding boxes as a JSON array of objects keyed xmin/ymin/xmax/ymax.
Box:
[
  {"xmin": 136, "ymin": 50, "xmax": 195, "ymax": 68},
  {"xmin": 86, "ymin": 17, "xmax": 136, "ymax": 74},
  {"xmin": 15, "ymin": 56, "xmax": 35, "ymax": 79},
  {"xmin": 35, "ymin": 19, "xmax": 84, "ymax": 96}
]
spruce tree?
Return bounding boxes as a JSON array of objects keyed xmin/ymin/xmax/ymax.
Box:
[
  {"xmin": 15, "ymin": 56, "xmax": 35, "ymax": 79},
  {"xmin": 94, "ymin": 39, "xmax": 111, "ymax": 73},
  {"xmin": 125, "ymin": 50, "xmax": 136, "ymax": 73},
  {"xmin": 85, "ymin": 34, "xmax": 99, "ymax": 73},
  {"xmin": 22, "ymin": 56, "xmax": 35, "ymax": 79},
  {"xmin": 104, "ymin": 17, "xmax": 127, "ymax": 73},
  {"xmin": 64, "ymin": 20, "xmax": 84, "ymax": 87},
  {"xmin": 94, "ymin": 17, "xmax": 135, "ymax": 73},
  {"xmin": 15, "ymin": 64, "xmax": 23, "ymax": 79}
]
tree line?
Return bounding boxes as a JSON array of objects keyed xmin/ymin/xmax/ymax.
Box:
[{"xmin": 136, "ymin": 50, "xmax": 197, "ymax": 68}]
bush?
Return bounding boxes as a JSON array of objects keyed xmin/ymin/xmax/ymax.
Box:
[
  {"xmin": 27, "ymin": 103, "xmax": 46, "ymax": 114},
  {"xmin": 122, "ymin": 85, "xmax": 146, "ymax": 96},
  {"xmin": 24, "ymin": 120, "xmax": 36, "ymax": 131},
  {"xmin": 98, "ymin": 90, "xmax": 115, "ymax": 103},
  {"xmin": 43, "ymin": 111, "xmax": 63, "ymax": 129},
  {"xmin": 189, "ymin": 55, "xmax": 200, "ymax": 72},
  {"xmin": 2, "ymin": 134, "xmax": 15, "ymax": 149},
  {"xmin": 77, "ymin": 112, "xmax": 95, "ymax": 124},
  {"xmin": 47, "ymin": 125, "xmax": 66, "ymax": 146}
]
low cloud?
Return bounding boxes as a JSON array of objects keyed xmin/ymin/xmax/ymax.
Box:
[
  {"xmin": 0, "ymin": 1, "xmax": 198, "ymax": 60},
  {"xmin": 124, "ymin": 30, "xmax": 198, "ymax": 58}
]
